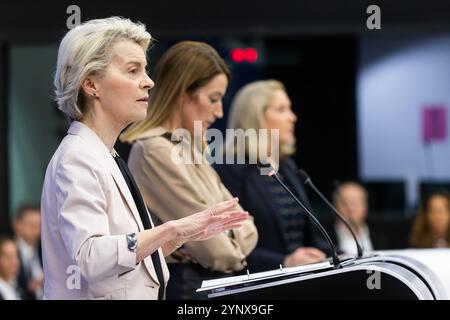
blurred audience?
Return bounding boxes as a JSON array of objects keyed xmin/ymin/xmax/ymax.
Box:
[
  {"xmin": 12, "ymin": 205, "xmax": 43, "ymax": 300},
  {"xmin": 0, "ymin": 237, "xmax": 22, "ymax": 300},
  {"xmin": 215, "ymin": 80, "xmax": 328, "ymax": 272},
  {"xmin": 409, "ymin": 190, "xmax": 450, "ymax": 248},
  {"xmin": 332, "ymin": 181, "xmax": 385, "ymax": 255}
]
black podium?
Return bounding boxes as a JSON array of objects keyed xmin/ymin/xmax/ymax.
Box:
[{"xmin": 197, "ymin": 249, "xmax": 450, "ymax": 300}]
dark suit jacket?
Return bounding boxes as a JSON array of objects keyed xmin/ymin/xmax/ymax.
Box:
[
  {"xmin": 214, "ymin": 158, "xmax": 329, "ymax": 272},
  {"xmin": 17, "ymin": 241, "xmax": 42, "ymax": 300}
]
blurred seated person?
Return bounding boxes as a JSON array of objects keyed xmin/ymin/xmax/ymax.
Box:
[
  {"xmin": 0, "ymin": 237, "xmax": 22, "ymax": 300},
  {"xmin": 332, "ymin": 181, "xmax": 388, "ymax": 255},
  {"xmin": 12, "ymin": 205, "xmax": 43, "ymax": 300},
  {"xmin": 215, "ymin": 80, "xmax": 328, "ymax": 272},
  {"xmin": 409, "ymin": 190, "xmax": 450, "ymax": 248}
]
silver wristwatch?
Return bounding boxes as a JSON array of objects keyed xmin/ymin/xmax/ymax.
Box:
[{"xmin": 126, "ymin": 232, "xmax": 137, "ymax": 253}]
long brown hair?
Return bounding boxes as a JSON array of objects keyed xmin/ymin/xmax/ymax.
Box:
[
  {"xmin": 121, "ymin": 41, "xmax": 231, "ymax": 143},
  {"xmin": 409, "ymin": 190, "xmax": 450, "ymax": 248}
]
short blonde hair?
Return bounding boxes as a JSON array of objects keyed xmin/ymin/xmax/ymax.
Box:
[
  {"xmin": 226, "ymin": 79, "xmax": 296, "ymax": 159},
  {"xmin": 54, "ymin": 17, "xmax": 152, "ymax": 120},
  {"xmin": 121, "ymin": 41, "xmax": 230, "ymax": 143}
]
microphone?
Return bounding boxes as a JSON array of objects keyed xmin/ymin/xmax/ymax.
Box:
[
  {"xmin": 257, "ymin": 161, "xmax": 341, "ymax": 269},
  {"xmin": 298, "ymin": 170, "xmax": 364, "ymax": 258}
]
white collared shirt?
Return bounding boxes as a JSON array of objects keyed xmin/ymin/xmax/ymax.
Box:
[
  {"xmin": 0, "ymin": 278, "xmax": 21, "ymax": 300},
  {"xmin": 335, "ymin": 223, "xmax": 374, "ymax": 255}
]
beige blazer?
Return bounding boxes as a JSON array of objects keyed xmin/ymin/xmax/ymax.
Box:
[
  {"xmin": 128, "ymin": 127, "xmax": 258, "ymax": 273},
  {"xmin": 40, "ymin": 121, "xmax": 169, "ymax": 300}
]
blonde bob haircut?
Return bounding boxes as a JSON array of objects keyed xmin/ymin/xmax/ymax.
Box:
[
  {"xmin": 54, "ymin": 17, "xmax": 152, "ymax": 121},
  {"xmin": 226, "ymin": 79, "xmax": 296, "ymax": 160},
  {"xmin": 121, "ymin": 41, "xmax": 231, "ymax": 143}
]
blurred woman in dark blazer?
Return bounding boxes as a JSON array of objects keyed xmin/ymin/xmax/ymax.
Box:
[{"xmin": 215, "ymin": 80, "xmax": 328, "ymax": 272}]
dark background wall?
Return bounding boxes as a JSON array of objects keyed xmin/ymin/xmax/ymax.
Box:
[
  {"xmin": 265, "ymin": 37, "xmax": 358, "ymax": 194},
  {"xmin": 2, "ymin": 0, "xmax": 450, "ymax": 39},
  {"xmin": 0, "ymin": 45, "xmax": 9, "ymax": 233}
]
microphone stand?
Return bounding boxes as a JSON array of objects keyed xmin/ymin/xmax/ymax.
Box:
[
  {"xmin": 259, "ymin": 163, "xmax": 341, "ymax": 269},
  {"xmin": 299, "ymin": 170, "xmax": 364, "ymax": 258}
]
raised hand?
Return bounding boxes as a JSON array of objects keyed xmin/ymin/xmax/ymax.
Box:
[{"xmin": 173, "ymin": 198, "xmax": 249, "ymax": 244}]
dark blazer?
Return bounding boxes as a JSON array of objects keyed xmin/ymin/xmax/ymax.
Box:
[
  {"xmin": 214, "ymin": 158, "xmax": 329, "ymax": 272},
  {"xmin": 16, "ymin": 242, "xmax": 42, "ymax": 300}
]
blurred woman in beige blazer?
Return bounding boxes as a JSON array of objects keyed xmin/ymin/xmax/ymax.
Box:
[
  {"xmin": 121, "ymin": 41, "xmax": 258, "ymax": 299},
  {"xmin": 41, "ymin": 18, "xmax": 249, "ymax": 300}
]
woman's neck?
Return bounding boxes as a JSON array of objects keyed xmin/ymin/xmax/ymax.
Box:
[
  {"xmin": 81, "ymin": 112, "xmax": 124, "ymax": 151},
  {"xmin": 162, "ymin": 114, "xmax": 182, "ymax": 132},
  {"xmin": 0, "ymin": 274, "xmax": 14, "ymax": 284}
]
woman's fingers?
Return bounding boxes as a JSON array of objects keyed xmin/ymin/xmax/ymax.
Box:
[
  {"xmin": 198, "ymin": 212, "xmax": 248, "ymax": 239},
  {"xmin": 219, "ymin": 222, "xmax": 244, "ymax": 232},
  {"xmin": 206, "ymin": 212, "xmax": 248, "ymax": 234},
  {"xmin": 224, "ymin": 211, "xmax": 249, "ymax": 223},
  {"xmin": 206, "ymin": 220, "xmax": 244, "ymax": 235},
  {"xmin": 185, "ymin": 206, "xmax": 248, "ymax": 242},
  {"xmin": 210, "ymin": 197, "xmax": 239, "ymax": 216},
  {"xmin": 210, "ymin": 210, "xmax": 249, "ymax": 224}
]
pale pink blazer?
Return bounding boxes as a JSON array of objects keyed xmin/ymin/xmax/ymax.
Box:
[{"xmin": 41, "ymin": 121, "xmax": 169, "ymax": 300}]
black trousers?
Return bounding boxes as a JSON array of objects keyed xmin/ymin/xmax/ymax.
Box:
[{"xmin": 166, "ymin": 263, "xmax": 234, "ymax": 300}]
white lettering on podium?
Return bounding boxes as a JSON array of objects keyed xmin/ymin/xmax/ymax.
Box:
[{"xmin": 366, "ymin": 270, "xmax": 381, "ymax": 290}]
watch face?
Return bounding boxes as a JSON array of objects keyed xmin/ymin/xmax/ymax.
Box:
[{"xmin": 127, "ymin": 233, "xmax": 137, "ymax": 252}]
